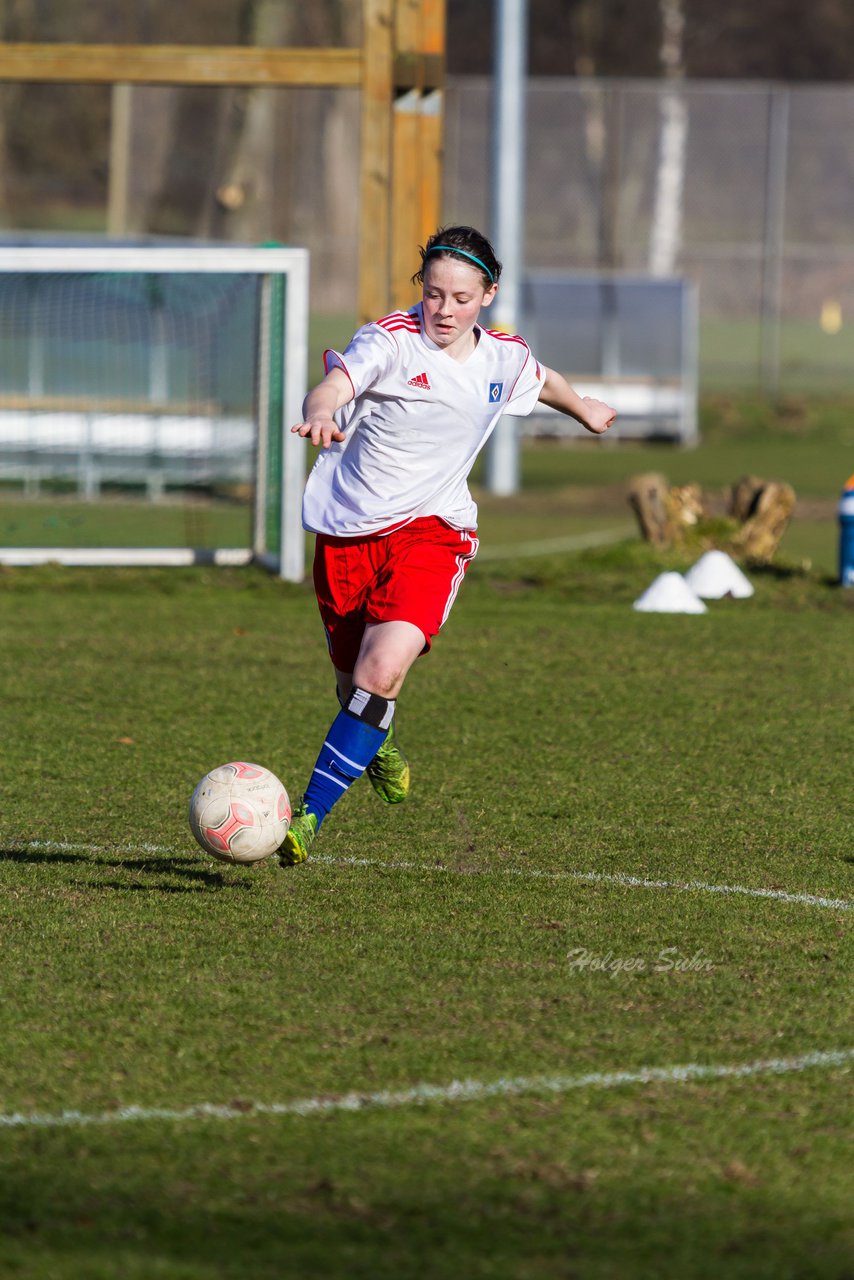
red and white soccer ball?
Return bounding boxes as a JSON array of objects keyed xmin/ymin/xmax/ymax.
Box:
[{"xmin": 189, "ymin": 762, "xmax": 291, "ymax": 865}]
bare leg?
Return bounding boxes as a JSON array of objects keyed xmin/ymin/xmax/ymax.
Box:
[
  {"xmin": 332, "ymin": 621, "xmax": 426, "ymax": 704},
  {"xmin": 281, "ymin": 622, "xmax": 423, "ymax": 864},
  {"xmin": 351, "ymin": 619, "xmax": 426, "ymax": 699}
]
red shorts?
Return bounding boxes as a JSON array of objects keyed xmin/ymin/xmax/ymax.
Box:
[{"xmin": 313, "ymin": 516, "xmax": 479, "ymax": 672}]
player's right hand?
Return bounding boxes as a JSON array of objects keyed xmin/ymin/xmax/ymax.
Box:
[{"xmin": 291, "ymin": 415, "xmax": 347, "ymax": 449}]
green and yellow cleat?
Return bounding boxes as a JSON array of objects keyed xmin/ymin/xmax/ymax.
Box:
[
  {"xmin": 278, "ymin": 804, "xmax": 318, "ymax": 866},
  {"xmin": 366, "ymin": 721, "xmax": 410, "ymax": 804}
]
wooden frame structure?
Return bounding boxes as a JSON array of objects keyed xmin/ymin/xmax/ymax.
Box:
[{"xmin": 0, "ymin": 0, "xmax": 445, "ymax": 322}]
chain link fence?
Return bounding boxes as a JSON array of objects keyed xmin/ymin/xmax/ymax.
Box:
[
  {"xmin": 446, "ymin": 77, "xmax": 854, "ymax": 393},
  {"xmin": 1, "ymin": 75, "xmax": 853, "ymax": 392}
]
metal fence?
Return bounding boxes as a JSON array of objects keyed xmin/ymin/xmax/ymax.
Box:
[
  {"xmin": 2, "ymin": 75, "xmax": 854, "ymax": 393},
  {"xmin": 445, "ymin": 77, "xmax": 854, "ymax": 393}
]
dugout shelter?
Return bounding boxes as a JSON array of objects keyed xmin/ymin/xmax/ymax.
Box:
[{"xmin": 520, "ymin": 273, "xmax": 699, "ymax": 445}]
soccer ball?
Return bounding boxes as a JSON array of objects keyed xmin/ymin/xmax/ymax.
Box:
[{"xmin": 189, "ymin": 762, "xmax": 291, "ymax": 865}]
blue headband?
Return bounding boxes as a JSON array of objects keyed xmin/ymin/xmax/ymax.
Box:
[{"xmin": 426, "ymin": 245, "xmax": 495, "ymax": 284}]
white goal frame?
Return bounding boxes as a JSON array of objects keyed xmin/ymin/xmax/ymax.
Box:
[{"xmin": 0, "ymin": 244, "xmax": 309, "ymax": 581}]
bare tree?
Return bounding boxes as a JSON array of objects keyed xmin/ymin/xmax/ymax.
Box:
[
  {"xmin": 200, "ymin": 0, "xmax": 297, "ymax": 242},
  {"xmin": 200, "ymin": 0, "xmax": 360, "ymax": 306},
  {"xmin": 648, "ymin": 0, "xmax": 688, "ymax": 275}
]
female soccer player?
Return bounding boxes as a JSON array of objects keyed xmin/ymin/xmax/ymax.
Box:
[{"xmin": 279, "ymin": 225, "xmax": 615, "ymax": 865}]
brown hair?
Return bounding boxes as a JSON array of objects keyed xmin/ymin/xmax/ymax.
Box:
[{"xmin": 412, "ymin": 225, "xmax": 502, "ymax": 289}]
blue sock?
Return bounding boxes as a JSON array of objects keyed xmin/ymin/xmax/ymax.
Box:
[{"xmin": 303, "ymin": 687, "xmax": 395, "ymax": 828}]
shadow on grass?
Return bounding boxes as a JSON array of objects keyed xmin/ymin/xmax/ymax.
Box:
[
  {"xmin": 71, "ymin": 877, "xmax": 237, "ymax": 894},
  {"xmin": 0, "ymin": 1147, "xmax": 850, "ymax": 1280},
  {"xmin": 0, "ymin": 845, "xmax": 243, "ymax": 892},
  {"xmin": 747, "ymin": 560, "xmax": 837, "ymax": 587}
]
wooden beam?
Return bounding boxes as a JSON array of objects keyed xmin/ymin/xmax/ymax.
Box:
[
  {"xmin": 107, "ymin": 83, "xmax": 132, "ymax": 236},
  {"xmin": 393, "ymin": 51, "xmax": 443, "ymax": 90},
  {"xmin": 0, "ymin": 40, "xmax": 443, "ymax": 92},
  {"xmin": 419, "ymin": 0, "xmax": 447, "ymax": 55},
  {"xmin": 416, "ymin": 0, "xmax": 446, "ymax": 262},
  {"xmin": 395, "ymin": 0, "xmax": 421, "ymax": 53},
  {"xmin": 391, "ymin": 89, "xmax": 422, "ymax": 310},
  {"xmin": 415, "ymin": 89, "xmax": 444, "ymax": 265},
  {"xmin": 0, "ymin": 4, "xmax": 446, "ymax": 323},
  {"xmin": 358, "ymin": 0, "xmax": 395, "ymax": 324},
  {"xmin": 0, "ymin": 43, "xmax": 361, "ymax": 87},
  {"xmin": 390, "ymin": 0, "xmax": 445, "ymax": 309}
]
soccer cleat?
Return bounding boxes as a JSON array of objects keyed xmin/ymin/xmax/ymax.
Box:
[
  {"xmin": 278, "ymin": 804, "xmax": 318, "ymax": 866},
  {"xmin": 365, "ymin": 721, "xmax": 410, "ymax": 804}
]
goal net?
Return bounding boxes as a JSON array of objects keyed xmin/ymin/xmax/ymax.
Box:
[{"xmin": 0, "ymin": 244, "xmax": 309, "ymax": 580}]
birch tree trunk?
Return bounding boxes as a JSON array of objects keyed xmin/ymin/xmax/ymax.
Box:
[
  {"xmin": 648, "ymin": 0, "xmax": 688, "ymax": 276},
  {"xmin": 571, "ymin": 0, "xmax": 616, "ymax": 268}
]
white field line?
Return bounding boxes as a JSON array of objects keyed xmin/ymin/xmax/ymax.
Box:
[
  {"xmin": 0, "ymin": 1048, "xmax": 850, "ymax": 1132},
  {"xmin": 9, "ymin": 840, "xmax": 854, "ymax": 912},
  {"xmin": 313, "ymin": 855, "xmax": 854, "ymax": 912},
  {"xmin": 477, "ymin": 527, "xmax": 629, "ymax": 561}
]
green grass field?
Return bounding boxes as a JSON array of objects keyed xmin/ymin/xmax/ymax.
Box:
[
  {"xmin": 701, "ymin": 318, "xmax": 854, "ymax": 391},
  {"xmin": 0, "ymin": 537, "xmax": 851, "ymax": 1277}
]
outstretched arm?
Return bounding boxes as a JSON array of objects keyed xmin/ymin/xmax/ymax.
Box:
[
  {"xmin": 537, "ymin": 365, "xmax": 617, "ymax": 436},
  {"xmin": 291, "ymin": 367, "xmax": 354, "ymax": 449}
]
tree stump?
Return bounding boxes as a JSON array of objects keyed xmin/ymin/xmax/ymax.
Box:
[
  {"xmin": 627, "ymin": 473, "xmax": 683, "ymax": 548},
  {"xmin": 628, "ymin": 474, "xmax": 707, "ymax": 547},
  {"xmin": 730, "ymin": 475, "xmax": 765, "ymax": 523},
  {"xmin": 628, "ymin": 472, "xmax": 796, "ymax": 560},
  {"xmin": 729, "ymin": 477, "xmax": 796, "ymax": 560}
]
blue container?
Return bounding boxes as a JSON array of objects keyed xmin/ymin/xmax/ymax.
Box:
[{"xmin": 839, "ymin": 475, "xmax": 854, "ymax": 587}]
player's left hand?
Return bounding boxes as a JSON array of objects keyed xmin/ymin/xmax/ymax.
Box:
[{"xmin": 582, "ymin": 397, "xmax": 617, "ymax": 435}]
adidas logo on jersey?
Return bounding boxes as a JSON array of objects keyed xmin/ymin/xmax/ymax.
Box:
[{"xmin": 407, "ymin": 371, "xmax": 431, "ymax": 389}]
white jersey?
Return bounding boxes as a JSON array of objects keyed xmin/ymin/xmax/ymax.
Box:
[{"xmin": 301, "ymin": 303, "xmax": 545, "ymax": 537}]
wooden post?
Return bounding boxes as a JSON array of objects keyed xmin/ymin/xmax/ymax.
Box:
[
  {"xmin": 107, "ymin": 82, "xmax": 133, "ymax": 236},
  {"xmin": 391, "ymin": 86, "xmax": 421, "ymax": 310},
  {"xmin": 390, "ymin": 0, "xmax": 445, "ymax": 310},
  {"xmin": 359, "ymin": 0, "xmax": 445, "ymax": 322},
  {"xmin": 359, "ymin": 0, "xmax": 395, "ymax": 324},
  {"xmin": 415, "ymin": 0, "xmax": 446, "ymax": 261}
]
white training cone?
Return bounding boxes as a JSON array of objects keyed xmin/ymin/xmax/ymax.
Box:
[
  {"xmin": 633, "ymin": 572, "xmax": 708, "ymax": 614},
  {"xmin": 684, "ymin": 550, "xmax": 754, "ymax": 599}
]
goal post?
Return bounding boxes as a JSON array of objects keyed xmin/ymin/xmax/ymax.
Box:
[{"xmin": 0, "ymin": 243, "xmax": 309, "ymax": 581}]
